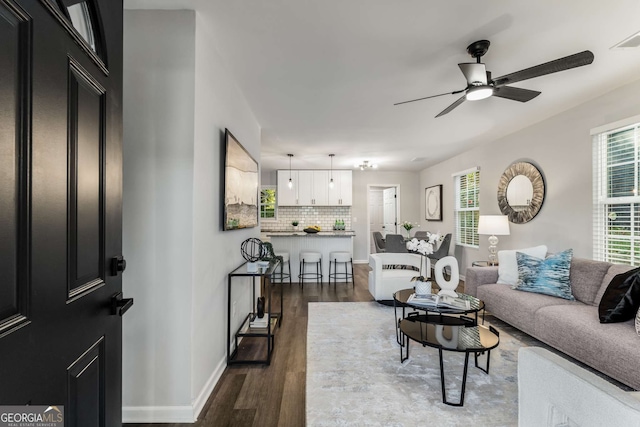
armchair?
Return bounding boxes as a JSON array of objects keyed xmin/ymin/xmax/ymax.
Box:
[{"xmin": 368, "ymin": 253, "xmax": 430, "ymax": 301}]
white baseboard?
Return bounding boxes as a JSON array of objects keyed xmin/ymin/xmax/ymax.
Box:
[
  {"xmin": 123, "ymin": 356, "xmax": 226, "ymax": 424},
  {"xmin": 122, "ymin": 405, "xmax": 195, "ymax": 424},
  {"xmin": 192, "ymin": 356, "xmax": 226, "ymax": 420},
  {"xmin": 354, "ymin": 259, "xmax": 369, "ymax": 264}
]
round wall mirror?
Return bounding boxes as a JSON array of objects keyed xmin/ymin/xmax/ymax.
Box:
[{"xmin": 497, "ymin": 162, "xmax": 545, "ymax": 223}]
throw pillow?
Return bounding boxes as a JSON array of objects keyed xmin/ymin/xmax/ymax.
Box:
[
  {"xmin": 598, "ymin": 266, "xmax": 640, "ymax": 323},
  {"xmin": 497, "ymin": 245, "xmax": 548, "ymax": 285},
  {"xmin": 636, "ymin": 306, "xmax": 640, "ymax": 336},
  {"xmin": 513, "ymin": 249, "xmax": 575, "ymax": 300}
]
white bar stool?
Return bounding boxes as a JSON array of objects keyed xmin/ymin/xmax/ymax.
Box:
[
  {"xmin": 329, "ymin": 251, "xmax": 354, "ymax": 287},
  {"xmin": 273, "ymin": 251, "xmax": 292, "ymax": 286},
  {"xmin": 299, "ymin": 251, "xmax": 322, "ymax": 288}
]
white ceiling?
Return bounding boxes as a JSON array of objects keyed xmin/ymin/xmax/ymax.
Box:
[{"xmin": 125, "ymin": 0, "xmax": 640, "ymax": 172}]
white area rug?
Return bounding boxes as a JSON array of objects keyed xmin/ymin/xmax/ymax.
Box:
[{"xmin": 306, "ymin": 302, "xmax": 523, "ymax": 426}]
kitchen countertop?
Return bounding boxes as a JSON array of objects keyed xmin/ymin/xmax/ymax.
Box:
[{"xmin": 264, "ymin": 231, "xmax": 355, "ymax": 237}]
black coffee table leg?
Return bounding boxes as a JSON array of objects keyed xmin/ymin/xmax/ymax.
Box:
[
  {"xmin": 439, "ymin": 349, "xmax": 470, "ymax": 407},
  {"xmin": 400, "ymin": 330, "xmax": 410, "ymax": 363}
]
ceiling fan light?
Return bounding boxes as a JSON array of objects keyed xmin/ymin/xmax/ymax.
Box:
[{"xmin": 466, "ymin": 85, "xmax": 493, "ymax": 101}]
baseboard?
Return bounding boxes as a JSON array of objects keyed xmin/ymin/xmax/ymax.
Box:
[
  {"xmin": 122, "ymin": 405, "xmax": 195, "ymax": 423},
  {"xmin": 460, "ymin": 274, "xmax": 466, "ymax": 282},
  {"xmin": 123, "ymin": 356, "xmax": 226, "ymax": 424},
  {"xmin": 192, "ymin": 356, "xmax": 226, "ymax": 420},
  {"xmin": 354, "ymin": 259, "xmax": 368, "ymax": 264}
]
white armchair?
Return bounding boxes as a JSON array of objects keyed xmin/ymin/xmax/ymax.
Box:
[{"xmin": 368, "ymin": 253, "xmax": 429, "ymax": 301}]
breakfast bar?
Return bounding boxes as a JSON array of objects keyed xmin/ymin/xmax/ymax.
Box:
[{"xmin": 266, "ymin": 231, "xmax": 355, "ymax": 284}]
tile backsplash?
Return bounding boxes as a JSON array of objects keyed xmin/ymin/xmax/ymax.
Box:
[{"xmin": 262, "ymin": 206, "xmax": 352, "ymax": 231}]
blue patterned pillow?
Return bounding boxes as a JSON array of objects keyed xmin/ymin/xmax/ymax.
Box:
[{"xmin": 513, "ymin": 249, "xmax": 575, "ymax": 300}]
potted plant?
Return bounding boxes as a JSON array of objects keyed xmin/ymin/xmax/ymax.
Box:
[
  {"xmin": 291, "ymin": 220, "xmax": 299, "ymax": 231},
  {"xmin": 411, "ymin": 276, "xmax": 432, "ymax": 296}
]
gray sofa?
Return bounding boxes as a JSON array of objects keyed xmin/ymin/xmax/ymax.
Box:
[{"xmin": 465, "ymin": 257, "xmax": 639, "ymax": 390}]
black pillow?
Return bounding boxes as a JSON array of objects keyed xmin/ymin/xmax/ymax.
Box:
[{"xmin": 599, "ymin": 267, "xmax": 640, "ymax": 323}]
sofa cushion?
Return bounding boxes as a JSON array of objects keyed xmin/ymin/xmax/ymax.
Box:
[
  {"xmin": 534, "ymin": 304, "xmax": 640, "ymax": 390},
  {"xmin": 599, "ymin": 267, "xmax": 640, "ymax": 323},
  {"xmin": 596, "ymin": 264, "xmax": 635, "ymax": 306},
  {"xmin": 570, "ymin": 258, "xmax": 614, "ymax": 305},
  {"xmin": 497, "ymin": 245, "xmax": 547, "ymax": 285},
  {"xmin": 477, "ymin": 283, "xmax": 579, "ymax": 336},
  {"xmin": 383, "ymin": 269, "xmax": 420, "ymax": 280},
  {"xmin": 513, "ymin": 249, "xmax": 575, "ymax": 300}
]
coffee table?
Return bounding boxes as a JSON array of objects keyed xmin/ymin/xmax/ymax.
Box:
[{"xmin": 393, "ymin": 289, "xmax": 499, "ymax": 406}]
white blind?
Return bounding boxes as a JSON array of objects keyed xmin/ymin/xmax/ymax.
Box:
[
  {"xmin": 454, "ymin": 169, "xmax": 480, "ymax": 247},
  {"xmin": 593, "ymin": 121, "xmax": 640, "ymax": 265}
]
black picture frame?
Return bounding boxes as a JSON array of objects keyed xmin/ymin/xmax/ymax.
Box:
[
  {"xmin": 224, "ymin": 129, "xmax": 259, "ymax": 230},
  {"xmin": 425, "ymin": 184, "xmax": 443, "ymax": 221}
]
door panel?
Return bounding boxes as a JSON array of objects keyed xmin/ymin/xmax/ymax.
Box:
[
  {"xmin": 0, "ymin": 0, "xmax": 30, "ymax": 337},
  {"xmin": 68, "ymin": 59, "xmax": 106, "ymax": 300},
  {"xmin": 67, "ymin": 337, "xmax": 105, "ymax": 427}
]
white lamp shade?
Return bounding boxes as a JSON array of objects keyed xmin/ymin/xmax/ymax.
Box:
[{"xmin": 478, "ymin": 215, "xmax": 510, "ymax": 235}]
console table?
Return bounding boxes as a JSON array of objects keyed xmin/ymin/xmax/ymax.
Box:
[{"xmin": 227, "ymin": 260, "xmax": 282, "ymax": 366}]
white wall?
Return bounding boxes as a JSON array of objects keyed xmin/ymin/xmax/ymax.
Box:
[
  {"xmin": 420, "ymin": 78, "xmax": 640, "ymax": 274},
  {"xmin": 122, "ymin": 10, "xmax": 260, "ymax": 423},
  {"xmin": 352, "ymin": 170, "xmax": 420, "ymax": 261}
]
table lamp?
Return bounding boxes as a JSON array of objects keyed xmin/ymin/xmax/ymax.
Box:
[{"xmin": 478, "ymin": 215, "xmax": 510, "ymax": 266}]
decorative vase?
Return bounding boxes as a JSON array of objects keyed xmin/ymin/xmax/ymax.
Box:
[{"xmin": 415, "ymin": 281, "xmax": 432, "ymax": 296}]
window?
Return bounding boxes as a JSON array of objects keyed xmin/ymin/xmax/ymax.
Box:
[
  {"xmin": 260, "ymin": 186, "xmax": 277, "ymax": 220},
  {"xmin": 593, "ymin": 117, "xmax": 640, "ymax": 265},
  {"xmin": 454, "ymin": 168, "xmax": 480, "ymax": 247}
]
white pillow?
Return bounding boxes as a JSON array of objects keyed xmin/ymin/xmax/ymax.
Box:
[
  {"xmin": 636, "ymin": 306, "xmax": 640, "ymax": 337},
  {"xmin": 497, "ymin": 245, "xmax": 548, "ymax": 285}
]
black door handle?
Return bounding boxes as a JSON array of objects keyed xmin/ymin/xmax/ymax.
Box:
[
  {"xmin": 111, "ymin": 292, "xmax": 134, "ymax": 316},
  {"xmin": 111, "ymin": 256, "xmax": 127, "ymax": 276}
]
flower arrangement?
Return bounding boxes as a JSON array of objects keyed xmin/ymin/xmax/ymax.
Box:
[
  {"xmin": 406, "ymin": 238, "xmax": 434, "ymax": 255},
  {"xmin": 401, "ymin": 221, "xmax": 419, "ymax": 238}
]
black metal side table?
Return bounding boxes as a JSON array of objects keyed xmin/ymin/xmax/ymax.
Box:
[{"xmin": 227, "ymin": 260, "xmax": 282, "ymax": 366}]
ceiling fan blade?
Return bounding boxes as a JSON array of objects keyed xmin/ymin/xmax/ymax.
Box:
[
  {"xmin": 458, "ymin": 63, "xmax": 487, "ymax": 85},
  {"xmin": 492, "ymin": 50, "xmax": 594, "ymax": 87},
  {"xmin": 435, "ymin": 95, "xmax": 466, "ymax": 118},
  {"xmin": 493, "ymin": 86, "xmax": 541, "ymax": 102},
  {"xmin": 394, "ymin": 88, "xmax": 466, "ymax": 106}
]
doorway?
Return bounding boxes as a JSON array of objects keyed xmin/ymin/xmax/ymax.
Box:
[{"xmin": 367, "ymin": 185, "xmax": 400, "ymax": 254}]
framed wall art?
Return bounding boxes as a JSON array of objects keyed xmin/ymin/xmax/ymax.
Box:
[
  {"xmin": 425, "ymin": 184, "xmax": 443, "ymax": 221},
  {"xmin": 224, "ymin": 129, "xmax": 259, "ymax": 230}
]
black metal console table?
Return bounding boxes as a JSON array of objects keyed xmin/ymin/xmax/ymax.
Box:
[{"xmin": 227, "ymin": 260, "xmax": 282, "ymax": 366}]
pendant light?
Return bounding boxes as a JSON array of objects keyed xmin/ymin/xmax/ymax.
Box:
[
  {"xmin": 287, "ymin": 154, "xmax": 294, "ymax": 189},
  {"xmin": 329, "ymin": 154, "xmax": 335, "ymax": 188}
]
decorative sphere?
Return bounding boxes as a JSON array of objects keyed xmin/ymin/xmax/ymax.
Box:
[{"xmin": 240, "ymin": 238, "xmax": 263, "ymax": 262}]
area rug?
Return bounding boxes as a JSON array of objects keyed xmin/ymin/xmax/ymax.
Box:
[{"xmin": 306, "ymin": 302, "xmax": 525, "ymax": 427}]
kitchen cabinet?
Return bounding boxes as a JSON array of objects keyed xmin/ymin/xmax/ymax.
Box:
[
  {"xmin": 277, "ymin": 169, "xmax": 348, "ymax": 206},
  {"xmin": 298, "ymin": 170, "xmax": 329, "ymax": 205},
  {"xmin": 277, "ymin": 170, "xmax": 298, "ymax": 206},
  {"xmin": 328, "ymin": 170, "xmax": 352, "ymax": 206}
]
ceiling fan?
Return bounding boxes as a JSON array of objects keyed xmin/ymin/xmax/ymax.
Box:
[{"xmin": 394, "ymin": 40, "xmax": 594, "ymax": 117}]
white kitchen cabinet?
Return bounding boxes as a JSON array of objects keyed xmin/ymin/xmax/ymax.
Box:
[
  {"xmin": 277, "ymin": 169, "xmax": 298, "ymax": 206},
  {"xmin": 277, "ymin": 169, "xmax": 347, "ymax": 206},
  {"xmin": 328, "ymin": 170, "xmax": 352, "ymax": 206},
  {"xmin": 298, "ymin": 170, "xmax": 328, "ymax": 205}
]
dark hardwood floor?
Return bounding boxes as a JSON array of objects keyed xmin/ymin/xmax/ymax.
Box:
[{"xmin": 127, "ymin": 264, "xmax": 384, "ymax": 427}]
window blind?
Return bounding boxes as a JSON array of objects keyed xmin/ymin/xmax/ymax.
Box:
[
  {"xmin": 454, "ymin": 168, "xmax": 480, "ymax": 247},
  {"xmin": 593, "ymin": 122, "xmax": 640, "ymax": 265}
]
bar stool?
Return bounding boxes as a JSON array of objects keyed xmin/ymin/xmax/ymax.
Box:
[
  {"xmin": 299, "ymin": 251, "xmax": 322, "ymax": 288},
  {"xmin": 328, "ymin": 251, "xmax": 354, "ymax": 287},
  {"xmin": 273, "ymin": 251, "xmax": 292, "ymax": 286}
]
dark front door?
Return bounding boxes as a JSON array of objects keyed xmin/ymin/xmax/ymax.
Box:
[{"xmin": 0, "ymin": 1, "xmax": 125, "ymax": 426}]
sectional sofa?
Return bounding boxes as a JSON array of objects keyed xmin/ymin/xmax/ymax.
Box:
[{"xmin": 465, "ymin": 257, "xmax": 639, "ymax": 390}]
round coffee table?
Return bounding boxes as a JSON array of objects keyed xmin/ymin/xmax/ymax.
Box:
[{"xmin": 393, "ymin": 289, "xmax": 498, "ymax": 407}]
